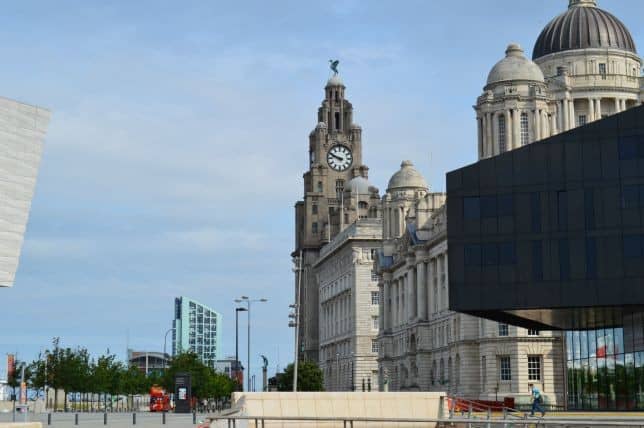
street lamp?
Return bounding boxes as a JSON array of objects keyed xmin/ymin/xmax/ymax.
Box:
[
  {"xmin": 290, "ymin": 250, "xmax": 303, "ymax": 391},
  {"xmin": 235, "ymin": 307, "xmax": 248, "ymax": 390},
  {"xmin": 235, "ymin": 296, "xmax": 268, "ymax": 392}
]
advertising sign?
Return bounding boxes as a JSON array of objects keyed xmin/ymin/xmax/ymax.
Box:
[{"xmin": 174, "ymin": 372, "xmax": 192, "ymax": 413}]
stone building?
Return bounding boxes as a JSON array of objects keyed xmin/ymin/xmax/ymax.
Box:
[
  {"xmin": 314, "ymin": 218, "xmax": 382, "ymax": 391},
  {"xmin": 293, "ymin": 74, "xmax": 380, "ymax": 363},
  {"xmin": 376, "ymin": 162, "xmax": 564, "ymax": 405},
  {"xmin": 476, "ymin": 0, "xmax": 643, "ymax": 159}
]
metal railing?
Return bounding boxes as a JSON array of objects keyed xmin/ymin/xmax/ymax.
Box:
[{"xmin": 205, "ymin": 415, "xmax": 644, "ymax": 427}]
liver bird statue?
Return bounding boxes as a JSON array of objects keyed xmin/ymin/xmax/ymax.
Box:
[{"xmin": 329, "ymin": 59, "xmax": 339, "ymax": 75}]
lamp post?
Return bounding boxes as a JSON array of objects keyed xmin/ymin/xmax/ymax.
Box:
[
  {"xmin": 290, "ymin": 250, "xmax": 303, "ymax": 391},
  {"xmin": 235, "ymin": 307, "xmax": 248, "ymax": 390},
  {"xmin": 163, "ymin": 328, "xmax": 173, "ymax": 369},
  {"xmin": 235, "ymin": 296, "xmax": 268, "ymax": 392}
]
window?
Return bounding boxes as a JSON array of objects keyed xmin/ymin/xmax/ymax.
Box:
[
  {"xmin": 371, "ymin": 270, "xmax": 379, "ymax": 281},
  {"xmin": 599, "ymin": 63, "xmax": 607, "ymax": 78},
  {"xmin": 520, "ymin": 112, "xmax": 529, "ymax": 146},
  {"xmin": 557, "ymin": 191, "xmax": 568, "ymax": 231},
  {"xmin": 499, "ymin": 356, "xmax": 512, "ymax": 381},
  {"xmin": 371, "ymin": 291, "xmax": 380, "ymax": 305},
  {"xmin": 531, "ymin": 192, "xmax": 541, "ymax": 233},
  {"xmin": 312, "ymin": 204, "xmax": 318, "ymax": 215},
  {"xmin": 480, "ymin": 196, "xmax": 497, "ymax": 218},
  {"xmin": 464, "ymin": 244, "xmax": 481, "ymax": 266},
  {"xmin": 499, "ymin": 242, "xmax": 516, "ymax": 265},
  {"xmin": 498, "ymin": 194, "xmax": 513, "ymax": 217},
  {"xmin": 578, "ymin": 115, "xmax": 587, "ymax": 126},
  {"xmin": 498, "ymin": 115, "xmax": 506, "ymax": 153},
  {"xmin": 482, "ymin": 243, "xmax": 498, "ymax": 266},
  {"xmin": 528, "ymin": 355, "xmax": 541, "ymax": 381},
  {"xmin": 585, "ymin": 189, "xmax": 595, "ymax": 229},
  {"xmin": 317, "ymin": 181, "xmax": 323, "ymax": 192},
  {"xmin": 559, "ymin": 239, "xmax": 570, "ymax": 280},
  {"xmin": 623, "ymin": 235, "xmax": 643, "ymax": 258},
  {"xmin": 372, "ymin": 316, "xmax": 379, "ymax": 330},
  {"xmin": 618, "ymin": 136, "xmax": 644, "ymax": 160},
  {"xmin": 623, "ymin": 185, "xmax": 641, "ymax": 208},
  {"xmin": 334, "ymin": 112, "xmax": 340, "ymax": 130},
  {"xmin": 532, "ymin": 241, "xmax": 543, "ymax": 281},
  {"xmin": 586, "ymin": 238, "xmax": 597, "ymax": 279},
  {"xmin": 528, "ymin": 329, "xmax": 540, "ymax": 336},
  {"xmin": 335, "ymin": 180, "xmax": 344, "ymax": 199},
  {"xmin": 464, "ymin": 197, "xmax": 481, "ymax": 219},
  {"xmin": 312, "ymin": 222, "xmax": 318, "ymax": 234},
  {"xmin": 371, "ymin": 340, "xmax": 379, "ymax": 353},
  {"xmin": 498, "ymin": 323, "xmax": 509, "ymax": 337}
]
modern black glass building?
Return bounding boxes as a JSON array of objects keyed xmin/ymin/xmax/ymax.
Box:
[{"xmin": 447, "ymin": 105, "xmax": 644, "ymax": 410}]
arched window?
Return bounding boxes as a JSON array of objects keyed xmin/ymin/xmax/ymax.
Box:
[
  {"xmin": 498, "ymin": 114, "xmax": 506, "ymax": 153},
  {"xmin": 520, "ymin": 112, "xmax": 529, "ymax": 145}
]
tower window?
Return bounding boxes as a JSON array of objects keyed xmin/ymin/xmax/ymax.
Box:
[
  {"xmin": 312, "ymin": 204, "xmax": 318, "ymax": 215},
  {"xmin": 312, "ymin": 222, "xmax": 318, "ymax": 234},
  {"xmin": 497, "ymin": 115, "xmax": 506, "ymax": 153},
  {"xmin": 520, "ymin": 112, "xmax": 529, "ymax": 146},
  {"xmin": 336, "ymin": 180, "xmax": 344, "ymax": 199},
  {"xmin": 317, "ymin": 181, "xmax": 323, "ymax": 192},
  {"xmin": 334, "ymin": 112, "xmax": 340, "ymax": 130},
  {"xmin": 599, "ymin": 63, "xmax": 607, "ymax": 78}
]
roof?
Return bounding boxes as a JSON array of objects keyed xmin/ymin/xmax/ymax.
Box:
[
  {"xmin": 487, "ymin": 44, "xmax": 545, "ymax": 86},
  {"xmin": 387, "ymin": 160, "xmax": 428, "ymax": 192},
  {"xmin": 532, "ymin": 1, "xmax": 637, "ymax": 60}
]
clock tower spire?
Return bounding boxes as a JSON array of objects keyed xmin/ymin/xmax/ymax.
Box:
[{"xmin": 292, "ymin": 69, "xmax": 379, "ymax": 362}]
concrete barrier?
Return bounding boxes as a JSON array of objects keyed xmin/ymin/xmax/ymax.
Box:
[{"xmin": 228, "ymin": 391, "xmax": 447, "ymax": 427}]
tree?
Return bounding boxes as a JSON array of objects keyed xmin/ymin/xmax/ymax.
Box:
[{"xmin": 275, "ymin": 361, "xmax": 324, "ymax": 391}]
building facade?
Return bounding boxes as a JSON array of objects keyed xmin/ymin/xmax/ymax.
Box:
[
  {"xmin": 0, "ymin": 97, "xmax": 51, "ymax": 287},
  {"xmin": 293, "ymin": 74, "xmax": 380, "ymax": 362},
  {"xmin": 127, "ymin": 350, "xmax": 170, "ymax": 376},
  {"xmin": 377, "ymin": 161, "xmax": 564, "ymax": 405},
  {"xmin": 315, "ymin": 218, "xmax": 382, "ymax": 391},
  {"xmin": 476, "ymin": 0, "xmax": 643, "ymax": 159},
  {"xmin": 172, "ymin": 297, "xmax": 222, "ymax": 368}
]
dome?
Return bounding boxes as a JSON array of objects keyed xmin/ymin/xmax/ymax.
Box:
[
  {"xmin": 486, "ymin": 44, "xmax": 545, "ymax": 86},
  {"xmin": 532, "ymin": 0, "xmax": 637, "ymax": 60},
  {"xmin": 326, "ymin": 74, "xmax": 344, "ymax": 87},
  {"xmin": 387, "ymin": 160, "xmax": 428, "ymax": 192},
  {"xmin": 347, "ymin": 176, "xmax": 372, "ymax": 194}
]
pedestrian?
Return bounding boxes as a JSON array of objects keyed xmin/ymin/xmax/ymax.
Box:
[{"xmin": 528, "ymin": 383, "xmax": 545, "ymax": 417}]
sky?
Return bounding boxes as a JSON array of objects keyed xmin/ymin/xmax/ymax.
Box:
[{"xmin": 0, "ymin": 0, "xmax": 643, "ymax": 385}]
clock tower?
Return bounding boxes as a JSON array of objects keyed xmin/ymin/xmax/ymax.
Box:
[{"xmin": 293, "ymin": 71, "xmax": 376, "ymax": 362}]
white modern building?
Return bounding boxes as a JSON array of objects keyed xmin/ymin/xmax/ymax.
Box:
[
  {"xmin": 0, "ymin": 96, "xmax": 51, "ymax": 287},
  {"xmin": 172, "ymin": 296, "xmax": 222, "ymax": 368}
]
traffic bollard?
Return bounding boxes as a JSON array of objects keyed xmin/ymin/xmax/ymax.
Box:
[
  {"xmin": 133, "ymin": 412, "xmax": 136, "ymax": 425},
  {"xmin": 193, "ymin": 411, "xmax": 197, "ymax": 424},
  {"xmin": 47, "ymin": 413, "xmax": 51, "ymax": 426},
  {"xmin": 75, "ymin": 414, "xmax": 78, "ymax": 425},
  {"xmin": 104, "ymin": 412, "xmax": 107, "ymax": 425},
  {"xmin": 162, "ymin": 412, "xmax": 166, "ymax": 424}
]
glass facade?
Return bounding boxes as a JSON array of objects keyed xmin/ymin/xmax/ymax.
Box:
[{"xmin": 566, "ymin": 313, "xmax": 644, "ymax": 410}]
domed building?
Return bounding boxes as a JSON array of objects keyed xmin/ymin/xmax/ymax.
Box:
[{"xmin": 476, "ymin": 0, "xmax": 643, "ymax": 159}]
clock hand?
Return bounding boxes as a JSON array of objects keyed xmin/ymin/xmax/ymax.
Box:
[{"xmin": 331, "ymin": 153, "xmax": 343, "ymax": 161}]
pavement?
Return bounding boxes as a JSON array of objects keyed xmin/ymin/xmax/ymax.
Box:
[{"xmin": 0, "ymin": 412, "xmax": 209, "ymax": 428}]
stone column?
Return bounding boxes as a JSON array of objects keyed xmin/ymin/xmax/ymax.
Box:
[
  {"xmin": 569, "ymin": 98, "xmax": 576, "ymax": 128},
  {"xmin": 534, "ymin": 109, "xmax": 541, "ymax": 141},
  {"xmin": 622, "ymin": 99, "xmax": 627, "ymax": 111},
  {"xmin": 435, "ymin": 259, "xmax": 442, "ymax": 313},
  {"xmin": 383, "ymin": 279, "xmax": 390, "ymax": 331},
  {"xmin": 512, "ymin": 109, "xmax": 520, "ymax": 149},
  {"xmin": 550, "ymin": 108, "xmax": 557, "ymax": 135},
  {"xmin": 615, "ymin": 98, "xmax": 620, "ymax": 114},
  {"xmin": 596, "ymin": 98, "xmax": 602, "ymax": 119},
  {"xmin": 505, "ymin": 109, "xmax": 512, "ymax": 151},
  {"xmin": 588, "ymin": 98, "xmax": 595, "ymax": 122},
  {"xmin": 417, "ymin": 259, "xmax": 427, "ymax": 320},
  {"xmin": 542, "ymin": 110, "xmax": 548, "ymax": 138},
  {"xmin": 408, "ymin": 267, "xmax": 416, "ymax": 320},
  {"xmin": 562, "ymin": 99, "xmax": 569, "ymax": 131},
  {"xmin": 485, "ymin": 112, "xmax": 492, "ymax": 158},
  {"xmin": 477, "ymin": 117, "xmax": 483, "ymax": 159}
]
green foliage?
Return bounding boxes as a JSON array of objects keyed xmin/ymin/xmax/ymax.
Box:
[
  {"xmin": 275, "ymin": 361, "xmax": 324, "ymax": 391},
  {"xmin": 163, "ymin": 351, "xmax": 236, "ymax": 399}
]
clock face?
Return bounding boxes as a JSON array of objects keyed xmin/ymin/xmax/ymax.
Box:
[{"xmin": 327, "ymin": 145, "xmax": 353, "ymax": 171}]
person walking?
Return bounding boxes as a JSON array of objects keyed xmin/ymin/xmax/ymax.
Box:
[{"xmin": 529, "ymin": 383, "xmax": 545, "ymax": 417}]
